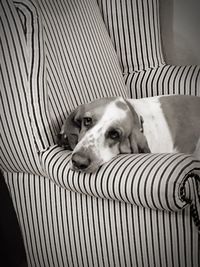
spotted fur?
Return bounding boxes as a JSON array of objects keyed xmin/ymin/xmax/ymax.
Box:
[{"xmin": 58, "ymin": 95, "xmax": 200, "ymax": 172}]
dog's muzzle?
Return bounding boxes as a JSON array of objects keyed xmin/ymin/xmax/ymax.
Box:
[{"xmin": 71, "ymin": 152, "xmax": 91, "ymax": 171}]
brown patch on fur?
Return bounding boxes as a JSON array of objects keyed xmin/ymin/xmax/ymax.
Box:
[
  {"xmin": 57, "ymin": 97, "xmax": 117, "ymax": 149},
  {"xmin": 125, "ymin": 99, "xmax": 151, "ymax": 153},
  {"xmin": 160, "ymin": 95, "xmax": 200, "ymax": 154},
  {"xmin": 115, "ymin": 100, "xmax": 129, "ymax": 111}
]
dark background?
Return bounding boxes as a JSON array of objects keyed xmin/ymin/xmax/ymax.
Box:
[{"xmin": 0, "ymin": 172, "xmax": 27, "ymax": 267}]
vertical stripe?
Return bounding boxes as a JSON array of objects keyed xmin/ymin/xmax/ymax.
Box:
[
  {"xmin": 125, "ymin": 65, "xmax": 200, "ymax": 98},
  {"xmin": 3, "ymin": 172, "xmax": 200, "ymax": 267},
  {"xmin": 1, "ymin": 0, "xmax": 127, "ymax": 159},
  {"xmin": 97, "ymin": 0, "xmax": 165, "ymax": 73},
  {"xmin": 1, "ymin": 0, "xmax": 42, "ymax": 174}
]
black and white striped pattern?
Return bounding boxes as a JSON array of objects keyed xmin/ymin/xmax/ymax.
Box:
[
  {"xmin": 1, "ymin": 0, "xmax": 200, "ymax": 267},
  {"xmin": 97, "ymin": 0, "xmax": 200, "ymax": 98},
  {"xmin": 124, "ymin": 65, "xmax": 200, "ymax": 98},
  {"xmin": 4, "ymin": 171, "xmax": 200, "ymax": 267},
  {"xmin": 40, "ymin": 145, "xmax": 200, "ymax": 212},
  {"xmin": 37, "ymin": 0, "xmax": 127, "ymax": 148},
  {"xmin": 0, "ymin": 0, "xmax": 43, "ymax": 174},
  {"xmin": 97, "ymin": 0, "xmax": 165, "ymax": 73},
  {"xmin": 1, "ymin": 0, "xmax": 128, "ymax": 154}
]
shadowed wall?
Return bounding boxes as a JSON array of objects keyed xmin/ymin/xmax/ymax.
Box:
[{"xmin": 160, "ymin": 0, "xmax": 200, "ymax": 65}]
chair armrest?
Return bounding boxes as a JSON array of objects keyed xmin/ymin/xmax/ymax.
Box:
[
  {"xmin": 124, "ymin": 65, "xmax": 200, "ymax": 98},
  {"xmin": 39, "ymin": 145, "xmax": 200, "ymax": 212}
]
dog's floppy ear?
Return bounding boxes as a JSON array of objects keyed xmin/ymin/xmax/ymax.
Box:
[
  {"xmin": 119, "ymin": 131, "xmax": 150, "ymax": 154},
  {"xmin": 56, "ymin": 105, "xmax": 84, "ymax": 150},
  {"xmin": 129, "ymin": 129, "xmax": 151, "ymax": 153},
  {"xmin": 119, "ymin": 138, "xmax": 132, "ymax": 154},
  {"xmin": 124, "ymin": 100, "xmax": 151, "ymax": 154}
]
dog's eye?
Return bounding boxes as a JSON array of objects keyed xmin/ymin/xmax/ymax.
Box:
[
  {"xmin": 108, "ymin": 129, "xmax": 121, "ymax": 140},
  {"xmin": 83, "ymin": 117, "xmax": 92, "ymax": 127}
]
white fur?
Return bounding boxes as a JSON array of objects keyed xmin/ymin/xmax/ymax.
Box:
[
  {"xmin": 129, "ymin": 96, "xmax": 176, "ymax": 153},
  {"xmin": 70, "ymin": 96, "xmax": 199, "ymax": 172},
  {"xmin": 73, "ymin": 99, "xmax": 128, "ymax": 162}
]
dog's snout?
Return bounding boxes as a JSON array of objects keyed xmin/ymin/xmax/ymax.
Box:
[{"xmin": 72, "ymin": 152, "xmax": 91, "ymax": 170}]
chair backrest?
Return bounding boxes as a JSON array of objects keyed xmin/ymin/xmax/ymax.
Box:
[
  {"xmin": 97, "ymin": 0, "xmax": 165, "ymax": 73},
  {"xmin": 38, "ymin": 0, "xmax": 127, "ymax": 146},
  {"xmin": 97, "ymin": 0, "xmax": 200, "ymax": 98},
  {"xmin": 0, "ymin": 0, "xmax": 127, "ymax": 172}
]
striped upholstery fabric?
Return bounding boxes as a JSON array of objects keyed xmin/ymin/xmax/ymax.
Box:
[
  {"xmin": 40, "ymin": 145, "xmax": 200, "ymax": 212},
  {"xmin": 124, "ymin": 65, "xmax": 200, "ymax": 98},
  {"xmin": 4, "ymin": 171, "xmax": 200, "ymax": 267},
  {"xmin": 1, "ymin": 0, "xmax": 200, "ymax": 267},
  {"xmin": 37, "ymin": 0, "xmax": 128, "ymax": 148},
  {"xmin": 0, "ymin": 0, "xmax": 43, "ymax": 173},
  {"xmin": 1, "ymin": 0, "xmax": 56, "ymax": 152},
  {"xmin": 97, "ymin": 0, "xmax": 165, "ymax": 73},
  {"xmin": 1, "ymin": 0, "xmax": 127, "ymax": 153},
  {"xmin": 97, "ymin": 0, "xmax": 200, "ymax": 98}
]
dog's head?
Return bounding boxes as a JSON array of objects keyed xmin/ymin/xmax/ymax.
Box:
[{"xmin": 57, "ymin": 97, "xmax": 150, "ymax": 172}]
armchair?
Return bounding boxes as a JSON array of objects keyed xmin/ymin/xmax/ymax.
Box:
[{"xmin": 1, "ymin": 0, "xmax": 200, "ymax": 267}]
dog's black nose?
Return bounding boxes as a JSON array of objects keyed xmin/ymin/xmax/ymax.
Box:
[{"xmin": 72, "ymin": 152, "xmax": 91, "ymax": 170}]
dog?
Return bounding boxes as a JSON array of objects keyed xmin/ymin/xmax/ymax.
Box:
[{"xmin": 57, "ymin": 95, "xmax": 200, "ymax": 173}]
